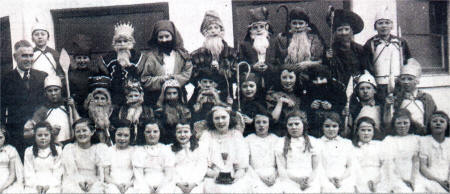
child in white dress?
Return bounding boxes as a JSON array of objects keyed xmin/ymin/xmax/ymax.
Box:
[
  {"xmin": 276, "ymin": 110, "xmax": 321, "ymax": 193},
  {"xmin": 132, "ymin": 120, "xmax": 175, "ymax": 193},
  {"xmin": 318, "ymin": 112, "xmax": 356, "ymax": 193},
  {"xmin": 24, "ymin": 121, "xmax": 63, "ymax": 193},
  {"xmin": 104, "ymin": 120, "xmax": 136, "ymax": 193},
  {"xmin": 352, "ymin": 117, "xmax": 387, "ymax": 193},
  {"xmin": 419, "ymin": 111, "xmax": 450, "ymax": 192},
  {"xmin": 170, "ymin": 122, "xmax": 207, "ymax": 193},
  {"xmin": 245, "ymin": 111, "xmax": 282, "ymax": 193},
  {"xmin": 0, "ymin": 125, "xmax": 23, "ymax": 193},
  {"xmin": 383, "ymin": 109, "xmax": 424, "ymax": 192},
  {"xmin": 62, "ymin": 118, "xmax": 108, "ymax": 193}
]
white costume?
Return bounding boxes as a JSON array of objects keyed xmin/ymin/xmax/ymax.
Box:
[
  {"xmin": 33, "ymin": 49, "xmax": 58, "ymax": 77},
  {"xmin": 353, "ymin": 140, "xmax": 388, "ymax": 193},
  {"xmin": 104, "ymin": 146, "xmax": 136, "ymax": 193},
  {"xmin": 45, "ymin": 106, "xmax": 71, "ymax": 143},
  {"xmin": 132, "ymin": 143, "xmax": 175, "ymax": 193},
  {"xmin": 418, "ymin": 136, "xmax": 450, "ymax": 193},
  {"xmin": 61, "ymin": 143, "xmax": 108, "ymax": 193},
  {"xmin": 24, "ymin": 146, "xmax": 63, "ymax": 193},
  {"xmin": 0, "ymin": 145, "xmax": 23, "ymax": 193},
  {"xmin": 319, "ymin": 136, "xmax": 356, "ymax": 193},
  {"xmin": 245, "ymin": 134, "xmax": 283, "ymax": 193}
]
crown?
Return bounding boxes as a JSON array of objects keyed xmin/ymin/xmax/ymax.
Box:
[{"xmin": 114, "ymin": 22, "xmax": 135, "ymax": 38}]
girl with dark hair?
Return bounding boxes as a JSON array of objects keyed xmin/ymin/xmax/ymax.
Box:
[
  {"xmin": 170, "ymin": 122, "xmax": 207, "ymax": 193},
  {"xmin": 104, "ymin": 120, "xmax": 136, "ymax": 193},
  {"xmin": 61, "ymin": 118, "xmax": 108, "ymax": 193},
  {"xmin": 0, "ymin": 125, "xmax": 23, "ymax": 193},
  {"xmin": 382, "ymin": 109, "xmax": 424, "ymax": 192},
  {"xmin": 352, "ymin": 117, "xmax": 387, "ymax": 193},
  {"xmin": 199, "ymin": 106, "xmax": 250, "ymax": 193},
  {"xmin": 24, "ymin": 121, "xmax": 63, "ymax": 193},
  {"xmin": 276, "ymin": 110, "xmax": 321, "ymax": 193},
  {"xmin": 418, "ymin": 111, "xmax": 450, "ymax": 192},
  {"xmin": 245, "ymin": 111, "xmax": 282, "ymax": 192},
  {"xmin": 132, "ymin": 120, "xmax": 175, "ymax": 193},
  {"xmin": 318, "ymin": 111, "xmax": 356, "ymax": 193}
]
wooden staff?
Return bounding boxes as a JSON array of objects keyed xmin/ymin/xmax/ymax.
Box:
[{"xmin": 59, "ymin": 49, "xmax": 74, "ymax": 137}]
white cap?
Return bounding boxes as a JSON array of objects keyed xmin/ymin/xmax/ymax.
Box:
[
  {"xmin": 44, "ymin": 75, "xmax": 62, "ymax": 88},
  {"xmin": 374, "ymin": 6, "xmax": 393, "ymax": 23},
  {"xmin": 401, "ymin": 58, "xmax": 422, "ymax": 77},
  {"xmin": 356, "ymin": 71, "xmax": 377, "ymax": 88},
  {"xmin": 31, "ymin": 18, "xmax": 49, "ymax": 35}
]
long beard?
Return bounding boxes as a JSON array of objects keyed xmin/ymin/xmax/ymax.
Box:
[
  {"xmin": 203, "ymin": 36, "xmax": 224, "ymax": 60},
  {"xmin": 164, "ymin": 106, "xmax": 180, "ymax": 126},
  {"xmin": 88, "ymin": 103, "xmax": 112, "ymax": 129},
  {"xmin": 251, "ymin": 31, "xmax": 270, "ymax": 55},
  {"xmin": 285, "ymin": 32, "xmax": 311, "ymax": 64},
  {"xmin": 115, "ymin": 49, "xmax": 131, "ymax": 67},
  {"xmin": 335, "ymin": 34, "xmax": 353, "ymax": 44},
  {"xmin": 126, "ymin": 106, "xmax": 142, "ymax": 124}
]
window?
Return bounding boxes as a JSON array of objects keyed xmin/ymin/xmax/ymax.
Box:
[{"xmin": 397, "ymin": 0, "xmax": 448, "ymax": 73}]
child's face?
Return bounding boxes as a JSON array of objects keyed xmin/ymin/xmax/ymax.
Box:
[
  {"xmin": 289, "ymin": 19, "xmax": 308, "ymax": 33},
  {"xmin": 357, "ymin": 82, "xmax": 376, "ymax": 101},
  {"xmin": 323, "ymin": 119, "xmax": 339, "ymax": 139},
  {"xmin": 198, "ymin": 79, "xmax": 217, "ymax": 90},
  {"xmin": 74, "ymin": 55, "xmax": 91, "ymax": 68},
  {"xmin": 254, "ymin": 115, "xmax": 269, "ymax": 137},
  {"xmin": 115, "ymin": 127, "xmax": 130, "ymax": 149},
  {"xmin": 144, "ymin": 124, "xmax": 160, "ymax": 145},
  {"xmin": 213, "ymin": 109, "xmax": 230, "ymax": 133},
  {"xmin": 35, "ymin": 127, "xmax": 51, "ymax": 148},
  {"xmin": 399, "ymin": 74, "xmax": 418, "ymax": 92},
  {"xmin": 358, "ymin": 121, "xmax": 374, "ymax": 143},
  {"xmin": 280, "ymin": 70, "xmax": 296, "ymax": 90},
  {"xmin": 375, "ymin": 19, "xmax": 393, "ymax": 36},
  {"xmin": 45, "ymin": 86, "xmax": 62, "ymax": 103},
  {"xmin": 32, "ymin": 30, "xmax": 49, "ymax": 47},
  {"xmin": 94, "ymin": 93, "xmax": 108, "ymax": 105},
  {"xmin": 394, "ymin": 116, "xmax": 411, "ymax": 136},
  {"xmin": 126, "ymin": 91, "xmax": 141, "ymax": 105},
  {"xmin": 430, "ymin": 115, "xmax": 447, "ymax": 135},
  {"xmin": 165, "ymin": 88, "xmax": 179, "ymax": 102},
  {"xmin": 175, "ymin": 124, "xmax": 192, "ymax": 145},
  {"xmin": 287, "ymin": 116, "xmax": 304, "ymax": 138},
  {"xmin": 74, "ymin": 122, "xmax": 94, "ymax": 144},
  {"xmin": 241, "ymin": 81, "xmax": 257, "ymax": 98},
  {"xmin": 205, "ymin": 24, "xmax": 222, "ymax": 37},
  {"xmin": 0, "ymin": 131, "xmax": 5, "ymax": 147}
]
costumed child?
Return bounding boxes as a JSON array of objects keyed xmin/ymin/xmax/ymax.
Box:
[
  {"xmin": 418, "ymin": 111, "xmax": 450, "ymax": 192},
  {"xmin": 275, "ymin": 110, "xmax": 321, "ymax": 193},
  {"xmin": 318, "ymin": 112, "xmax": 356, "ymax": 193},
  {"xmin": 104, "ymin": 120, "xmax": 136, "ymax": 194},
  {"xmin": 0, "ymin": 125, "xmax": 23, "ymax": 193},
  {"xmin": 352, "ymin": 116, "xmax": 387, "ymax": 193},
  {"xmin": 132, "ymin": 120, "xmax": 175, "ymax": 193},
  {"xmin": 383, "ymin": 108, "xmax": 424, "ymax": 193},
  {"xmin": 24, "ymin": 121, "xmax": 63, "ymax": 193},
  {"xmin": 61, "ymin": 118, "xmax": 108, "ymax": 193},
  {"xmin": 245, "ymin": 109, "xmax": 282, "ymax": 193},
  {"xmin": 170, "ymin": 121, "xmax": 207, "ymax": 193}
]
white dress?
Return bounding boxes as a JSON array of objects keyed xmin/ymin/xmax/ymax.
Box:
[
  {"xmin": 353, "ymin": 140, "xmax": 388, "ymax": 193},
  {"xmin": 276, "ymin": 136, "xmax": 322, "ymax": 193},
  {"xmin": 383, "ymin": 135, "xmax": 425, "ymax": 193},
  {"xmin": 24, "ymin": 146, "xmax": 63, "ymax": 193},
  {"xmin": 170, "ymin": 142, "xmax": 208, "ymax": 193},
  {"xmin": 0, "ymin": 145, "xmax": 23, "ymax": 193},
  {"xmin": 61, "ymin": 143, "xmax": 108, "ymax": 193},
  {"xmin": 132, "ymin": 143, "xmax": 175, "ymax": 193},
  {"xmin": 200, "ymin": 129, "xmax": 251, "ymax": 193},
  {"xmin": 104, "ymin": 146, "xmax": 136, "ymax": 194},
  {"xmin": 245, "ymin": 133, "xmax": 282, "ymax": 193},
  {"xmin": 418, "ymin": 136, "xmax": 450, "ymax": 192},
  {"xmin": 319, "ymin": 136, "xmax": 356, "ymax": 193}
]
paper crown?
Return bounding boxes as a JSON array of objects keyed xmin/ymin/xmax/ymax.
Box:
[
  {"xmin": 401, "ymin": 58, "xmax": 422, "ymax": 77},
  {"xmin": 355, "ymin": 71, "xmax": 377, "ymax": 88},
  {"xmin": 44, "ymin": 75, "xmax": 62, "ymax": 88},
  {"xmin": 375, "ymin": 6, "xmax": 393, "ymax": 22},
  {"xmin": 114, "ymin": 22, "xmax": 135, "ymax": 39},
  {"xmin": 31, "ymin": 18, "xmax": 49, "ymax": 35}
]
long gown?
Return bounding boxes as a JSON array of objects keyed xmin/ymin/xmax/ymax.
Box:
[
  {"xmin": 418, "ymin": 136, "xmax": 450, "ymax": 193},
  {"xmin": 353, "ymin": 140, "xmax": 388, "ymax": 193},
  {"xmin": 0, "ymin": 145, "xmax": 23, "ymax": 193},
  {"xmin": 61, "ymin": 143, "xmax": 108, "ymax": 193},
  {"xmin": 24, "ymin": 146, "xmax": 63, "ymax": 193},
  {"xmin": 104, "ymin": 145, "xmax": 136, "ymax": 193}
]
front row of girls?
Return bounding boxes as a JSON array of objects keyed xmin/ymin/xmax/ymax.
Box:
[{"xmin": 0, "ymin": 106, "xmax": 449, "ymax": 193}]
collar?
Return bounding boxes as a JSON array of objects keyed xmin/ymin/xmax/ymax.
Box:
[
  {"xmin": 357, "ymin": 141, "xmax": 372, "ymax": 147},
  {"xmin": 37, "ymin": 146, "xmax": 52, "ymax": 158},
  {"xmin": 291, "ymin": 136, "xmax": 305, "ymax": 143},
  {"xmin": 361, "ymin": 99, "xmax": 376, "ymax": 106},
  {"xmin": 321, "ymin": 135, "xmax": 341, "ymax": 142},
  {"xmin": 34, "ymin": 46, "xmax": 49, "ymax": 53},
  {"xmin": 16, "ymin": 68, "xmax": 28, "ymax": 78}
]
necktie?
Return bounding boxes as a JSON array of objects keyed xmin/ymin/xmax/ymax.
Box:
[{"xmin": 23, "ymin": 71, "xmax": 30, "ymax": 90}]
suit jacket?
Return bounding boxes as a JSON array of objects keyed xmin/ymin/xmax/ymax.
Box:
[{"xmin": 1, "ymin": 68, "xmax": 47, "ymax": 128}]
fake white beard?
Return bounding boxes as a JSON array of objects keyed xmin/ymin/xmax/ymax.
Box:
[
  {"xmin": 115, "ymin": 49, "xmax": 131, "ymax": 67},
  {"xmin": 126, "ymin": 106, "xmax": 143, "ymax": 124},
  {"xmin": 88, "ymin": 103, "xmax": 112, "ymax": 129},
  {"xmin": 285, "ymin": 32, "xmax": 311, "ymax": 64},
  {"xmin": 203, "ymin": 36, "xmax": 224, "ymax": 60},
  {"xmin": 251, "ymin": 31, "xmax": 270, "ymax": 55}
]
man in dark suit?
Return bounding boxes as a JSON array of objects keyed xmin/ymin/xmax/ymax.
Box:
[{"xmin": 1, "ymin": 40, "xmax": 47, "ymax": 158}]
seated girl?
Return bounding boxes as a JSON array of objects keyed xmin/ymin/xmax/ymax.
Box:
[
  {"xmin": 62, "ymin": 118, "xmax": 108, "ymax": 193},
  {"xmin": 0, "ymin": 125, "xmax": 23, "ymax": 193},
  {"xmin": 418, "ymin": 111, "xmax": 450, "ymax": 192},
  {"xmin": 170, "ymin": 121, "xmax": 207, "ymax": 193},
  {"xmin": 132, "ymin": 120, "xmax": 175, "ymax": 193},
  {"xmin": 24, "ymin": 121, "xmax": 63, "ymax": 193},
  {"xmin": 276, "ymin": 110, "xmax": 321, "ymax": 193}
]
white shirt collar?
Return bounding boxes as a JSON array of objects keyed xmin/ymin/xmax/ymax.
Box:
[{"xmin": 16, "ymin": 67, "xmax": 27, "ymax": 78}]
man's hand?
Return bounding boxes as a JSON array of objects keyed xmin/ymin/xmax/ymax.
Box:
[
  {"xmin": 326, "ymin": 49, "xmax": 333, "ymax": 59},
  {"xmin": 321, "ymin": 100, "xmax": 332, "ymax": 110},
  {"xmin": 311, "ymin": 100, "xmax": 321, "ymax": 110}
]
